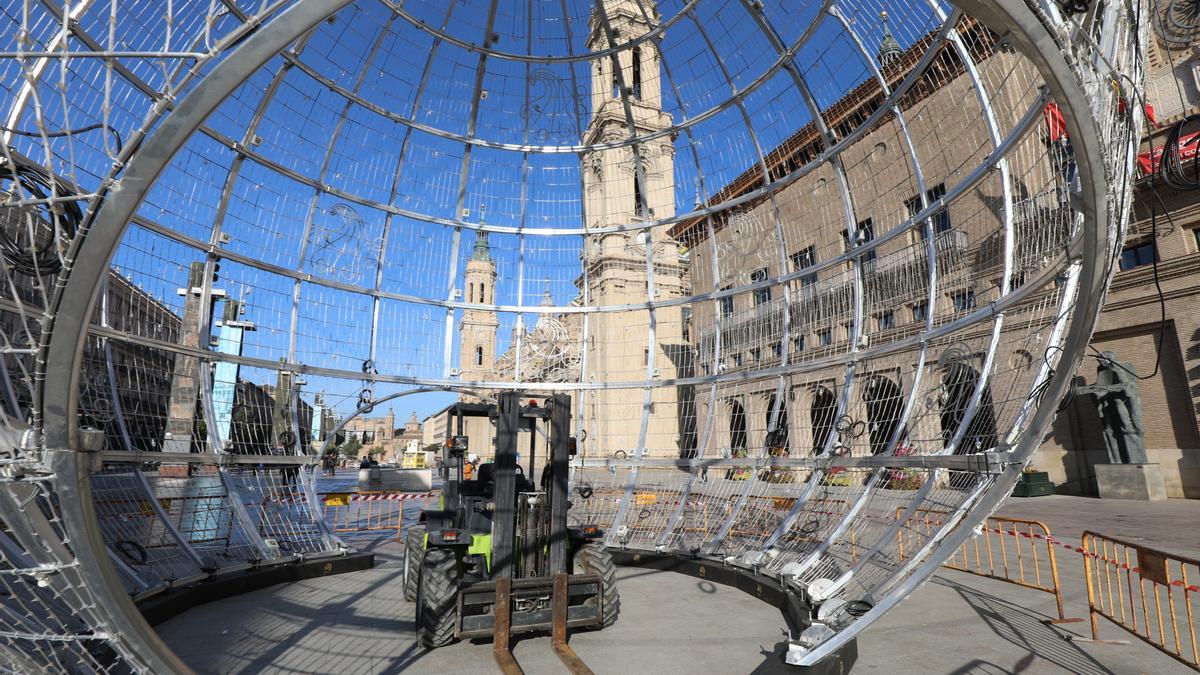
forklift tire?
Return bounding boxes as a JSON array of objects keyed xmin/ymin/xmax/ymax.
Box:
[
  {"xmin": 403, "ymin": 526, "xmax": 425, "ymax": 602},
  {"xmin": 416, "ymin": 547, "xmax": 459, "ymax": 648},
  {"xmin": 573, "ymin": 542, "xmax": 620, "ymax": 628}
]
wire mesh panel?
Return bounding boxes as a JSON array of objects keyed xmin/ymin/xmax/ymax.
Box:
[
  {"xmin": 89, "ymin": 465, "xmax": 206, "ymax": 590},
  {"xmin": 0, "ymin": 475, "xmax": 139, "ymax": 673},
  {"xmin": 226, "ymin": 465, "xmax": 333, "ymax": 557},
  {"xmin": 140, "ymin": 469, "xmax": 266, "ymax": 567},
  {"xmin": 0, "ymin": 0, "xmax": 1151, "ymax": 670}
]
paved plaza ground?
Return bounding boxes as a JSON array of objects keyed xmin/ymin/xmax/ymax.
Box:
[{"xmin": 158, "ymin": 492, "xmax": 1199, "ymax": 674}]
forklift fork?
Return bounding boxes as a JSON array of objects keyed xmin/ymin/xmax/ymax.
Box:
[{"xmin": 490, "ymin": 392, "xmax": 593, "ymax": 675}]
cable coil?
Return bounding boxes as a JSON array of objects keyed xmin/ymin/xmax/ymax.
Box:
[{"xmin": 1, "ymin": 157, "xmax": 82, "ymax": 276}]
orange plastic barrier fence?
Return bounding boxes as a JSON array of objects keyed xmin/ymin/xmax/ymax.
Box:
[
  {"xmin": 1081, "ymin": 531, "xmax": 1199, "ymax": 670},
  {"xmin": 898, "ymin": 509, "xmax": 1079, "ymax": 624},
  {"xmin": 319, "ymin": 491, "xmax": 437, "ymax": 540}
]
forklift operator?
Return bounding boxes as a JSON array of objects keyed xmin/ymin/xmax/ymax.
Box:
[{"xmin": 472, "ymin": 459, "xmax": 535, "ymax": 494}]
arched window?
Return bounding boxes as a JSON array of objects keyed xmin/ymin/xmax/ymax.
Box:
[
  {"xmin": 863, "ymin": 376, "xmax": 904, "ymax": 455},
  {"xmin": 939, "ymin": 363, "xmax": 998, "ymax": 453},
  {"xmin": 811, "ymin": 386, "xmax": 837, "ymax": 455},
  {"xmin": 611, "ymin": 54, "xmax": 621, "ymax": 98},
  {"xmin": 634, "ymin": 170, "xmax": 644, "ymax": 217},
  {"xmin": 631, "ymin": 47, "xmax": 642, "ymax": 99},
  {"xmin": 729, "ymin": 400, "xmax": 747, "ymax": 452},
  {"xmin": 479, "ymin": 283, "xmax": 486, "ymax": 304},
  {"xmin": 940, "ymin": 362, "xmax": 999, "ymax": 488},
  {"xmin": 468, "ymin": 283, "xmax": 473, "ymax": 303},
  {"xmin": 475, "ymin": 346, "xmax": 483, "ymax": 366},
  {"xmin": 765, "ymin": 395, "xmax": 789, "ymax": 455}
]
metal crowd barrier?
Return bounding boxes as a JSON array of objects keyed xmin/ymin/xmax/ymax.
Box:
[
  {"xmin": 898, "ymin": 509, "xmax": 1079, "ymax": 624},
  {"xmin": 1080, "ymin": 531, "xmax": 1199, "ymax": 670},
  {"xmin": 90, "ymin": 465, "xmax": 348, "ymax": 601},
  {"xmin": 319, "ymin": 491, "xmax": 437, "ymax": 540}
]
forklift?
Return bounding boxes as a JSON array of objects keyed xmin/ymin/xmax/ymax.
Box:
[{"xmin": 403, "ymin": 393, "xmax": 618, "ymax": 672}]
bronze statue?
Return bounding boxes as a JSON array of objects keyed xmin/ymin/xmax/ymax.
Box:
[{"xmin": 1076, "ymin": 352, "xmax": 1146, "ymax": 464}]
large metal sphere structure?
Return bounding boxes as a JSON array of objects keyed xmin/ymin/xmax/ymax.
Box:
[{"xmin": 0, "ymin": 0, "xmax": 1145, "ymax": 672}]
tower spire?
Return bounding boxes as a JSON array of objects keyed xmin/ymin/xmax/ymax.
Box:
[
  {"xmin": 878, "ymin": 11, "xmax": 902, "ymax": 67},
  {"xmin": 472, "ymin": 205, "xmax": 491, "ymax": 262},
  {"xmin": 471, "ymin": 231, "xmax": 491, "ymax": 262}
]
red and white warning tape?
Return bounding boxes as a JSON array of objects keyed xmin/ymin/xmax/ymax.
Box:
[
  {"xmin": 344, "ymin": 493, "xmax": 432, "ymax": 502},
  {"xmin": 265, "ymin": 491, "xmax": 435, "ymax": 504}
]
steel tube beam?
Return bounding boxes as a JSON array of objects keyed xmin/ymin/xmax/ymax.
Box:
[{"xmin": 791, "ymin": 0, "xmax": 1125, "ymax": 663}]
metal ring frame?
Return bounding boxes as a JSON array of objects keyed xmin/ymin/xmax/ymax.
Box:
[{"xmin": 0, "ymin": 0, "xmax": 1146, "ymax": 671}]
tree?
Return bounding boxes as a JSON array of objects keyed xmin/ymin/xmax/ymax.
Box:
[{"xmin": 340, "ymin": 437, "xmax": 363, "ymax": 461}]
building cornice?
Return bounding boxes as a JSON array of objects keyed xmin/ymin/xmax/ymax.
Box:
[{"xmin": 669, "ymin": 17, "xmax": 993, "ymax": 244}]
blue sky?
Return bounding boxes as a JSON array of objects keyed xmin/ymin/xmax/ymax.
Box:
[{"xmin": 3, "ymin": 0, "xmax": 942, "ymax": 426}]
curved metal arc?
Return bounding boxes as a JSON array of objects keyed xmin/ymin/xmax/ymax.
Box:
[
  {"xmin": 512, "ymin": 0, "xmax": 534, "ymax": 383},
  {"xmin": 786, "ymin": 3, "xmax": 957, "ymax": 577},
  {"xmin": 183, "ymin": 5, "xmax": 948, "ymax": 242},
  {"xmin": 642, "ymin": 35, "xmax": 726, "ymax": 552},
  {"xmin": 28, "ymin": 6, "xmax": 357, "ymax": 665},
  {"xmin": 198, "ymin": 10, "xmax": 323, "ymax": 462},
  {"xmin": 97, "ymin": 276, "xmax": 136, "ymax": 454},
  {"xmin": 41, "ymin": 451, "xmax": 194, "ymax": 673},
  {"xmin": 816, "ymin": 0, "xmax": 1024, "ymax": 595},
  {"xmin": 551, "ymin": 0, "xmax": 594, "ymax": 446},
  {"xmin": 684, "ymin": 2, "xmax": 795, "ymax": 557},
  {"xmin": 794, "ymin": 0, "xmax": 1126, "ymax": 662},
  {"xmin": 299, "ymin": 0, "xmax": 813, "ymax": 155},
  {"xmin": 442, "ymin": 0, "xmax": 503, "ymax": 383},
  {"xmin": 714, "ymin": 0, "xmax": 864, "ymax": 555},
  {"xmin": 285, "ymin": 14, "xmax": 399, "ymax": 441},
  {"xmin": 369, "ymin": 0, "xmax": 459, "ymax": 406},
  {"xmin": 381, "ymin": 0, "xmax": 698, "ymax": 64},
  {"xmin": 831, "ymin": 264, "xmax": 1084, "ymax": 607},
  {"xmin": 314, "ymin": 386, "xmax": 456, "ymax": 457},
  {"xmin": 132, "ymin": 466, "xmax": 207, "ymax": 571},
  {"xmin": 179, "ymin": 82, "xmax": 1037, "ymax": 310},
  {"xmin": 593, "ymin": 0, "xmax": 663, "ymax": 541},
  {"xmin": 40, "ymin": 0, "xmax": 355, "ymax": 452},
  {"xmin": 1, "ymin": 0, "xmax": 99, "ymax": 147},
  {"xmin": 198, "ymin": 361, "xmax": 231, "ymax": 453},
  {"xmin": 218, "ymin": 466, "xmax": 280, "ymax": 562}
]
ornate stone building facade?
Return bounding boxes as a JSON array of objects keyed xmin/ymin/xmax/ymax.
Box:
[
  {"xmin": 577, "ymin": 0, "xmax": 690, "ymax": 458},
  {"xmin": 670, "ymin": 17, "xmax": 1037, "ymax": 484},
  {"xmin": 342, "ymin": 408, "xmax": 424, "ymax": 464},
  {"xmin": 672, "ymin": 10, "xmax": 1200, "ymax": 498},
  {"xmin": 1038, "ymin": 20, "xmax": 1200, "ymax": 498}
]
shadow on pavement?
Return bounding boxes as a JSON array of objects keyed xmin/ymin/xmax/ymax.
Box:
[{"xmin": 933, "ymin": 576, "xmax": 1114, "ymax": 675}]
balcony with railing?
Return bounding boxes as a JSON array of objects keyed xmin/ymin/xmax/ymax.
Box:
[{"xmin": 696, "ymin": 228, "xmax": 971, "ymax": 361}]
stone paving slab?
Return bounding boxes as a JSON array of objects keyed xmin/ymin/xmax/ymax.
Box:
[
  {"xmin": 996, "ymin": 494, "xmax": 1200, "ymax": 559},
  {"xmin": 158, "ymin": 495, "xmax": 1199, "ymax": 673}
]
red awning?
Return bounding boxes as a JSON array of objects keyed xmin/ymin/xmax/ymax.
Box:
[
  {"xmin": 1138, "ymin": 131, "xmax": 1200, "ymax": 176},
  {"xmin": 1044, "ymin": 102, "xmax": 1068, "ymax": 143}
]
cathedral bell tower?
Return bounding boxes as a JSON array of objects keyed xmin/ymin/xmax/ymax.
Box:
[
  {"xmin": 580, "ymin": 0, "xmax": 689, "ymax": 458},
  {"xmin": 459, "ymin": 230, "xmax": 498, "ymax": 398}
]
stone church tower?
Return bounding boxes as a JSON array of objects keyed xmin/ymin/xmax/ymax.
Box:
[
  {"xmin": 459, "ymin": 231, "xmax": 498, "ymax": 399},
  {"xmin": 581, "ymin": 0, "xmax": 690, "ymax": 457}
]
